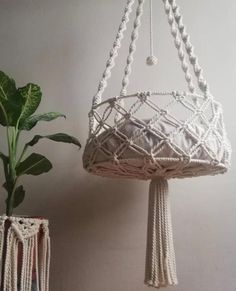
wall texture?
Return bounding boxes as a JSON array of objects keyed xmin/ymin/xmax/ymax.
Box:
[{"xmin": 0, "ymin": 0, "xmax": 235, "ymax": 290}]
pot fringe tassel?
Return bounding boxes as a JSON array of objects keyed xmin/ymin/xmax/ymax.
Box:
[
  {"xmin": 0, "ymin": 216, "xmax": 50, "ymax": 291},
  {"xmin": 145, "ymin": 178, "xmax": 178, "ymax": 288}
]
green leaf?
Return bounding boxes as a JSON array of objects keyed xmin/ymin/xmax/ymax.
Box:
[
  {"xmin": 18, "ymin": 83, "xmax": 42, "ymax": 125},
  {"xmin": 27, "ymin": 133, "xmax": 81, "ymax": 148},
  {"xmin": 0, "ymin": 71, "xmax": 16, "ymax": 102},
  {"xmin": 16, "ymin": 153, "xmax": 52, "ymax": 176},
  {"xmin": 12, "ymin": 185, "xmax": 25, "ymax": 208},
  {"xmin": 0, "ymin": 71, "xmax": 23, "ymax": 126},
  {"xmin": 20, "ymin": 112, "xmax": 66, "ymax": 130}
]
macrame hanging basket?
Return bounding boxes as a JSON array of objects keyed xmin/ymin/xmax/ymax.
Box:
[
  {"xmin": 0, "ymin": 216, "xmax": 50, "ymax": 291},
  {"xmin": 83, "ymin": 0, "xmax": 231, "ymax": 288}
]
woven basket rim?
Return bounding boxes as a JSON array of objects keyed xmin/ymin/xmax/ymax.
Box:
[{"xmin": 93, "ymin": 91, "xmax": 213, "ymax": 109}]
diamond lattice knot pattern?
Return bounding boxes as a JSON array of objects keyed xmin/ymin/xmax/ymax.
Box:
[{"xmin": 83, "ymin": 91, "xmax": 231, "ymax": 180}]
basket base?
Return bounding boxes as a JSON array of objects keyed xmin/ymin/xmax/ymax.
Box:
[{"xmin": 85, "ymin": 157, "xmax": 227, "ymax": 180}]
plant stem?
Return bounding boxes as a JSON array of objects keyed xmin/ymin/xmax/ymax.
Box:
[
  {"xmin": 16, "ymin": 144, "xmax": 28, "ymax": 167},
  {"xmin": 6, "ymin": 178, "xmax": 18, "ymax": 216},
  {"xmin": 6, "ymin": 127, "xmax": 19, "ymax": 216},
  {"xmin": 0, "ymin": 102, "xmax": 15, "ymax": 216}
]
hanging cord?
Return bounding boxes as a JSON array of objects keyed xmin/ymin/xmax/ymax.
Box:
[
  {"xmin": 166, "ymin": 0, "xmax": 210, "ymax": 95},
  {"xmin": 120, "ymin": 0, "xmax": 145, "ymax": 96},
  {"xmin": 89, "ymin": 0, "xmax": 135, "ymax": 136},
  {"xmin": 146, "ymin": 0, "xmax": 158, "ymax": 66},
  {"xmin": 163, "ymin": 0, "xmax": 195, "ymax": 93},
  {"xmin": 114, "ymin": 0, "xmax": 145, "ymax": 123}
]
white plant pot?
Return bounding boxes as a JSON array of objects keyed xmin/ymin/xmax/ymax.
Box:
[{"xmin": 0, "ymin": 216, "xmax": 50, "ymax": 291}]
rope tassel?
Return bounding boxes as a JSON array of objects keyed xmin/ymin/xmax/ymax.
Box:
[
  {"xmin": 0, "ymin": 216, "xmax": 50, "ymax": 291},
  {"xmin": 145, "ymin": 178, "xmax": 178, "ymax": 288}
]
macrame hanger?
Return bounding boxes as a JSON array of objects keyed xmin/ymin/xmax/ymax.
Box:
[
  {"xmin": 118, "ymin": 0, "xmax": 211, "ymax": 106},
  {"xmin": 84, "ymin": 0, "xmax": 231, "ymax": 288},
  {"xmin": 90, "ymin": 0, "xmax": 212, "ymax": 134},
  {"xmin": 146, "ymin": 0, "xmax": 158, "ymax": 66}
]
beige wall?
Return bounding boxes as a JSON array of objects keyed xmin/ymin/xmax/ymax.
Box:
[{"xmin": 0, "ymin": 0, "xmax": 235, "ymax": 290}]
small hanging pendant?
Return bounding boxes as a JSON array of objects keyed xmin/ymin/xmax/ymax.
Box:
[
  {"xmin": 146, "ymin": 0, "xmax": 158, "ymax": 66},
  {"xmin": 146, "ymin": 55, "xmax": 158, "ymax": 66}
]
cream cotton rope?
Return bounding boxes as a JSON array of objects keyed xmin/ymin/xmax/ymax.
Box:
[
  {"xmin": 0, "ymin": 216, "xmax": 50, "ymax": 291},
  {"xmin": 146, "ymin": 0, "xmax": 158, "ymax": 66},
  {"xmin": 83, "ymin": 0, "xmax": 231, "ymax": 288}
]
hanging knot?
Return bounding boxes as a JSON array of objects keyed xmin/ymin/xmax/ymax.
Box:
[{"xmin": 146, "ymin": 55, "xmax": 158, "ymax": 66}]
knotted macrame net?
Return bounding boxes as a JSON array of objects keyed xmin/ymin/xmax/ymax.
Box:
[
  {"xmin": 83, "ymin": 0, "xmax": 231, "ymax": 288},
  {"xmin": 0, "ymin": 216, "xmax": 50, "ymax": 291}
]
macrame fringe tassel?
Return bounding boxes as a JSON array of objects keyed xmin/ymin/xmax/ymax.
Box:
[
  {"xmin": 0, "ymin": 216, "xmax": 50, "ymax": 291},
  {"xmin": 145, "ymin": 178, "xmax": 178, "ymax": 288}
]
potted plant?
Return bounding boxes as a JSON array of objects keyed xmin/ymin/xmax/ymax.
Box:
[{"xmin": 0, "ymin": 70, "xmax": 81, "ymax": 291}]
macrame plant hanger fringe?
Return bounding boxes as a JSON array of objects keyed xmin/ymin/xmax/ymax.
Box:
[
  {"xmin": 0, "ymin": 216, "xmax": 50, "ymax": 291},
  {"xmin": 83, "ymin": 0, "xmax": 231, "ymax": 288}
]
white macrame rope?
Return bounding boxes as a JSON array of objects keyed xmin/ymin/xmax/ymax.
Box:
[
  {"xmin": 145, "ymin": 178, "xmax": 177, "ymax": 288},
  {"xmin": 120, "ymin": 0, "xmax": 145, "ymax": 96},
  {"xmin": 0, "ymin": 216, "xmax": 50, "ymax": 291},
  {"xmin": 91, "ymin": 0, "xmax": 211, "ymax": 108},
  {"xmin": 115, "ymin": 0, "xmax": 145, "ymax": 122},
  {"xmin": 0, "ymin": 217, "xmax": 6, "ymax": 286},
  {"xmin": 89, "ymin": 0, "xmax": 212, "ymax": 135},
  {"xmin": 163, "ymin": 0, "xmax": 196, "ymax": 93},
  {"xmin": 93, "ymin": 0, "xmax": 135, "ymax": 104},
  {"xmin": 84, "ymin": 1, "xmax": 231, "ymax": 289},
  {"xmin": 89, "ymin": 0, "xmax": 135, "ymax": 135},
  {"xmin": 84, "ymin": 90, "xmax": 231, "ymax": 181},
  {"xmin": 146, "ymin": 0, "xmax": 158, "ymax": 66},
  {"xmin": 167, "ymin": 0, "xmax": 210, "ymax": 95},
  {"xmin": 149, "ymin": 0, "xmax": 154, "ymax": 57}
]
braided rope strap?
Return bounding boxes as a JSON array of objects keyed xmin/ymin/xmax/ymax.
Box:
[
  {"xmin": 115, "ymin": 0, "xmax": 145, "ymax": 122},
  {"xmin": 89, "ymin": 0, "xmax": 135, "ymax": 136},
  {"xmin": 145, "ymin": 178, "xmax": 177, "ymax": 288},
  {"xmin": 0, "ymin": 216, "xmax": 50, "ymax": 291},
  {"xmin": 163, "ymin": 0, "xmax": 195, "ymax": 93},
  {"xmin": 164, "ymin": 0, "xmax": 210, "ymax": 95},
  {"xmin": 120, "ymin": 0, "xmax": 145, "ymax": 96}
]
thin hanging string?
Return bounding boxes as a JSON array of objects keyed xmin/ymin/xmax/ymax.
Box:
[
  {"xmin": 149, "ymin": 0, "xmax": 154, "ymax": 56},
  {"xmin": 146, "ymin": 0, "xmax": 158, "ymax": 66}
]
